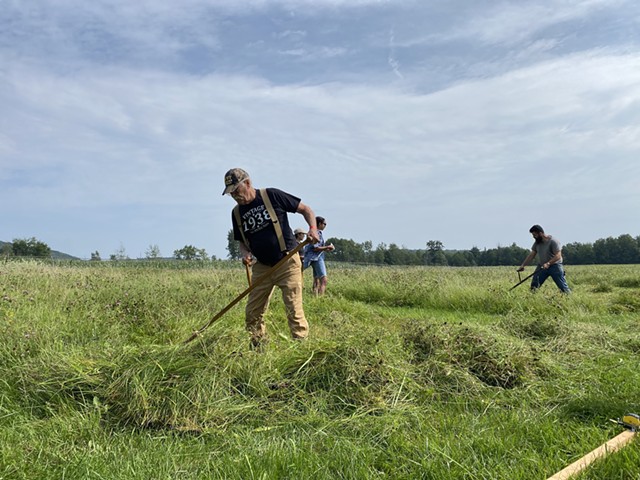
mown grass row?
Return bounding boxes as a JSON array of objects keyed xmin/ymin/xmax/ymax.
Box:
[{"xmin": 1, "ymin": 260, "xmax": 638, "ymax": 479}]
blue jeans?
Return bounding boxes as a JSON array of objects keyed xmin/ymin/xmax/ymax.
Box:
[{"xmin": 531, "ymin": 264, "xmax": 571, "ymax": 293}]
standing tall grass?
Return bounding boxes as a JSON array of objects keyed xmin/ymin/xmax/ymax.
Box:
[{"xmin": 1, "ymin": 260, "xmax": 638, "ymax": 479}]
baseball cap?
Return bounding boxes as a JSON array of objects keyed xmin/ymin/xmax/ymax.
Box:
[
  {"xmin": 222, "ymin": 168, "xmax": 250, "ymax": 195},
  {"xmin": 294, "ymin": 228, "xmax": 306, "ymax": 235}
]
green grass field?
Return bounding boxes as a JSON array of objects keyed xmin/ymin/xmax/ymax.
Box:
[{"xmin": 1, "ymin": 260, "xmax": 639, "ymax": 479}]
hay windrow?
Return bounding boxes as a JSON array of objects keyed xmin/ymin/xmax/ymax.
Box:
[
  {"xmin": 275, "ymin": 340, "xmax": 393, "ymax": 412},
  {"xmin": 499, "ymin": 313, "xmax": 569, "ymax": 340},
  {"xmin": 402, "ymin": 321, "xmax": 546, "ymax": 391}
]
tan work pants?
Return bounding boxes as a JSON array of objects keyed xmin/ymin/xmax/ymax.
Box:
[{"xmin": 245, "ymin": 254, "xmax": 308, "ymax": 342}]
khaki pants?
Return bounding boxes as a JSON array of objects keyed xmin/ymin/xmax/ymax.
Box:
[{"xmin": 245, "ymin": 254, "xmax": 308, "ymax": 342}]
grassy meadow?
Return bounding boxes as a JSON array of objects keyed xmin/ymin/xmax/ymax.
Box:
[{"xmin": 1, "ymin": 260, "xmax": 639, "ymax": 479}]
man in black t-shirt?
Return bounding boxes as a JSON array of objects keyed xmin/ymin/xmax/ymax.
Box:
[{"xmin": 223, "ymin": 168, "xmax": 320, "ymax": 348}]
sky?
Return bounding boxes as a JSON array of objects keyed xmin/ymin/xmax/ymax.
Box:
[{"xmin": 2, "ymin": 0, "xmax": 639, "ymax": 260}]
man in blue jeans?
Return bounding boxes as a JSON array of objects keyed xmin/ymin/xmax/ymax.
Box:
[{"xmin": 517, "ymin": 225, "xmax": 571, "ymax": 293}]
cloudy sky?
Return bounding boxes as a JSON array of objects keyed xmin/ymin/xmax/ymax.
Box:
[{"xmin": 2, "ymin": 0, "xmax": 639, "ymax": 259}]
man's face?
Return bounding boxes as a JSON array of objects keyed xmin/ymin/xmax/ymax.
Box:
[
  {"xmin": 531, "ymin": 231, "xmax": 544, "ymax": 243},
  {"xmin": 229, "ymin": 179, "xmax": 251, "ymax": 205}
]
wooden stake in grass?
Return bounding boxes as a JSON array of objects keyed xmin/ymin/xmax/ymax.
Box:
[
  {"xmin": 183, "ymin": 238, "xmax": 310, "ymax": 345},
  {"xmin": 547, "ymin": 420, "xmax": 638, "ymax": 480}
]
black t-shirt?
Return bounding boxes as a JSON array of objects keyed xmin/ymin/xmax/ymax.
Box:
[{"xmin": 232, "ymin": 188, "xmax": 301, "ymax": 266}]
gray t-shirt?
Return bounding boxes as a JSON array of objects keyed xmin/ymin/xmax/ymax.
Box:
[{"xmin": 532, "ymin": 236, "xmax": 563, "ymax": 264}]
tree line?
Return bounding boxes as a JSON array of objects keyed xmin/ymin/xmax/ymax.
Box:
[
  {"xmin": 319, "ymin": 238, "xmax": 530, "ymax": 266},
  {"xmin": 225, "ymin": 231, "xmax": 640, "ymax": 266},
  {"xmin": 1, "ymin": 238, "xmax": 52, "ymax": 258},
  {"xmin": 318, "ymin": 234, "xmax": 640, "ymax": 266},
  {"xmin": 4, "ymin": 233, "xmax": 640, "ymax": 266},
  {"xmin": 1, "ymin": 238, "xmax": 213, "ymax": 262}
]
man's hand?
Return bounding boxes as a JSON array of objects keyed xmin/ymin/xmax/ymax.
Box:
[
  {"xmin": 308, "ymin": 228, "xmax": 320, "ymax": 243},
  {"xmin": 516, "ymin": 266, "xmax": 525, "ymax": 272},
  {"xmin": 242, "ymin": 254, "xmax": 254, "ymax": 266}
]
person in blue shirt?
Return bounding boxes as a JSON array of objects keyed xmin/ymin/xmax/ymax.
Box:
[{"xmin": 303, "ymin": 216, "xmax": 335, "ymax": 295}]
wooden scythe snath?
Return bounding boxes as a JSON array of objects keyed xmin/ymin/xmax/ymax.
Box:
[
  {"xmin": 183, "ymin": 238, "xmax": 310, "ymax": 345},
  {"xmin": 245, "ymin": 262, "xmax": 252, "ymax": 286},
  {"xmin": 547, "ymin": 415, "xmax": 639, "ymax": 480}
]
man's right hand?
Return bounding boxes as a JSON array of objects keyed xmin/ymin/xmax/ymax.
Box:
[
  {"xmin": 516, "ymin": 266, "xmax": 525, "ymax": 272},
  {"xmin": 242, "ymin": 255, "xmax": 254, "ymax": 266},
  {"xmin": 308, "ymin": 228, "xmax": 320, "ymax": 243}
]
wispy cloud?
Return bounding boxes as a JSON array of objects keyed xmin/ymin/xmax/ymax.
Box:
[
  {"xmin": 277, "ymin": 46, "xmax": 348, "ymax": 59},
  {"xmin": 4, "ymin": 48, "xmax": 638, "ymax": 199},
  {"xmin": 387, "ymin": 27, "xmax": 403, "ymax": 79},
  {"xmin": 421, "ymin": 0, "xmax": 629, "ymax": 46}
]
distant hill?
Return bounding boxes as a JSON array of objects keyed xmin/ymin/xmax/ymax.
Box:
[
  {"xmin": 0, "ymin": 240, "xmax": 81, "ymax": 260},
  {"xmin": 50, "ymin": 250, "xmax": 81, "ymax": 260}
]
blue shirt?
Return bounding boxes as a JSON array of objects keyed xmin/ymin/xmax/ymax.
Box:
[{"xmin": 304, "ymin": 230, "xmax": 325, "ymax": 263}]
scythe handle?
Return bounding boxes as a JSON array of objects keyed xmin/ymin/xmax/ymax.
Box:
[
  {"xmin": 245, "ymin": 263, "xmax": 252, "ymax": 286},
  {"xmin": 546, "ymin": 430, "xmax": 636, "ymax": 480},
  {"xmin": 183, "ymin": 238, "xmax": 310, "ymax": 344},
  {"xmin": 509, "ymin": 268, "xmax": 539, "ymax": 291}
]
